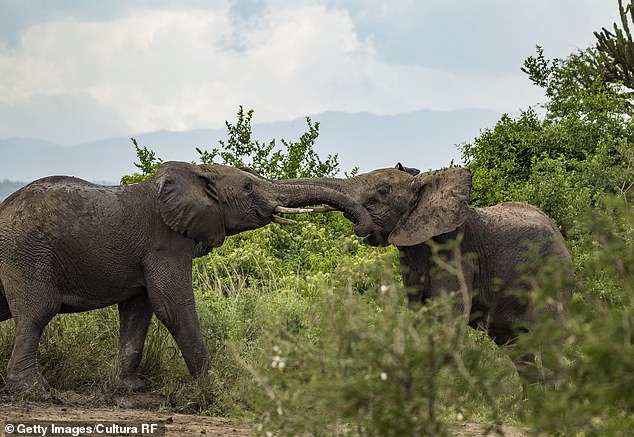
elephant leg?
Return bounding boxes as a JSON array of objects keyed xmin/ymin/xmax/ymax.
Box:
[
  {"xmin": 114, "ymin": 294, "xmax": 153, "ymax": 391},
  {"xmin": 150, "ymin": 299, "xmax": 209, "ymax": 377},
  {"xmin": 3, "ymin": 275, "xmax": 59, "ymax": 393},
  {"xmin": 429, "ymin": 256, "xmax": 475, "ymax": 317},
  {"xmin": 489, "ymin": 326, "xmax": 539, "ymax": 400},
  {"xmin": 505, "ymin": 346, "xmax": 543, "ymax": 401},
  {"xmin": 150, "ymin": 300, "xmax": 209, "ymax": 377},
  {"xmin": 6, "ymin": 315, "xmax": 55, "ymax": 392},
  {"xmin": 399, "ymin": 247, "xmax": 428, "ymax": 304},
  {"xmin": 144, "ymin": 259, "xmax": 209, "ymax": 378}
]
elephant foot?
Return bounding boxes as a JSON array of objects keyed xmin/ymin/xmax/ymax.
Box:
[
  {"xmin": 116, "ymin": 374, "xmax": 148, "ymax": 392},
  {"xmin": 5, "ymin": 372, "xmax": 51, "ymax": 398}
]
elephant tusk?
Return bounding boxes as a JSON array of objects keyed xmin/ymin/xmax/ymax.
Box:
[
  {"xmin": 275, "ymin": 206, "xmax": 316, "ymax": 214},
  {"xmin": 274, "ymin": 205, "xmax": 340, "ymax": 214},
  {"xmin": 272, "ymin": 215, "xmax": 298, "ymax": 225},
  {"xmin": 273, "ymin": 205, "xmax": 339, "ymax": 225},
  {"xmin": 309, "ymin": 205, "xmax": 339, "ymax": 213}
]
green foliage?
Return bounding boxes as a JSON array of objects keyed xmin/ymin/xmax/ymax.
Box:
[
  {"xmin": 196, "ymin": 106, "xmax": 275, "ymax": 170},
  {"xmin": 461, "ymin": 8, "xmax": 634, "ymax": 433},
  {"xmin": 520, "ymin": 197, "xmax": 634, "ymax": 435},
  {"xmin": 461, "ymin": 109, "xmax": 544, "ymax": 207},
  {"xmin": 0, "ymin": 309, "xmax": 119, "ymax": 390},
  {"xmin": 246, "ymin": 248, "xmax": 519, "ymax": 436},
  {"xmin": 594, "ymin": 0, "xmax": 634, "ymax": 92},
  {"xmin": 120, "ymin": 106, "xmax": 341, "ymax": 186},
  {"xmin": 196, "ymin": 106, "xmax": 339, "ymax": 179},
  {"xmin": 462, "ymin": 45, "xmax": 634, "ymax": 235},
  {"xmin": 119, "ymin": 138, "xmax": 163, "ymax": 185},
  {"xmin": 522, "ymin": 47, "xmax": 622, "ymax": 119}
]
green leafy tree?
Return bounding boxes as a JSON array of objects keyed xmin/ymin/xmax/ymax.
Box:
[
  {"xmin": 594, "ymin": 0, "xmax": 634, "ymax": 93},
  {"xmin": 120, "ymin": 138, "xmax": 163, "ymax": 185},
  {"xmin": 122, "ymin": 106, "xmax": 340, "ymax": 185},
  {"xmin": 196, "ymin": 106, "xmax": 276, "ymax": 170},
  {"xmin": 461, "ymin": 3, "xmax": 634, "ymax": 434},
  {"xmin": 462, "ymin": 45, "xmax": 634, "ymax": 233},
  {"xmin": 196, "ymin": 106, "xmax": 339, "ymax": 179},
  {"xmin": 522, "ymin": 46, "xmax": 626, "ymax": 120}
]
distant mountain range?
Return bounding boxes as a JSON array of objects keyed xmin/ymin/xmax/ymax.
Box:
[{"xmin": 0, "ymin": 109, "xmax": 498, "ymax": 197}]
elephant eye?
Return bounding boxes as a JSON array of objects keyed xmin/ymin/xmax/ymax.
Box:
[
  {"xmin": 244, "ymin": 181, "xmax": 254, "ymax": 193},
  {"xmin": 378, "ymin": 185, "xmax": 391, "ymax": 196}
]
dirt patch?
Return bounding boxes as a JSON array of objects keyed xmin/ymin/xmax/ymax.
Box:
[
  {"xmin": 0, "ymin": 403, "xmax": 252, "ymax": 436},
  {"xmin": 452, "ymin": 422, "xmax": 530, "ymax": 436},
  {"xmin": 0, "ymin": 394, "xmax": 529, "ymax": 436}
]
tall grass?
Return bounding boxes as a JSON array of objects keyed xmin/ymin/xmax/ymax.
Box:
[{"xmin": 0, "ymin": 204, "xmax": 631, "ymax": 434}]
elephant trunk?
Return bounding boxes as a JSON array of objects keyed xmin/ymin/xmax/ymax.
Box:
[
  {"xmin": 274, "ymin": 181, "xmax": 373, "ymax": 237},
  {"xmin": 276, "ymin": 177, "xmax": 350, "ymax": 192}
]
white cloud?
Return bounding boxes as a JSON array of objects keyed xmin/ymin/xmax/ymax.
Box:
[{"xmin": 0, "ymin": 2, "xmax": 544, "ymax": 142}]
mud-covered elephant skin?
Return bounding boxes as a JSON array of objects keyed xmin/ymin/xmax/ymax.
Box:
[
  {"xmin": 281, "ymin": 164, "xmax": 573, "ymax": 362},
  {"xmin": 0, "ymin": 161, "xmax": 374, "ymax": 392}
]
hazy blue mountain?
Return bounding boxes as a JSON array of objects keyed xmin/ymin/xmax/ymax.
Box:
[
  {"xmin": 0, "ymin": 180, "xmax": 26, "ymax": 201},
  {"xmin": 0, "ymin": 109, "xmax": 498, "ymax": 186}
]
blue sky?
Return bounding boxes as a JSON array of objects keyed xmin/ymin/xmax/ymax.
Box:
[{"xmin": 0, "ymin": 0, "xmax": 620, "ymax": 145}]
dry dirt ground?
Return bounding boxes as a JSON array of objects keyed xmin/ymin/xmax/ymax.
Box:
[
  {"xmin": 0, "ymin": 394, "xmax": 529, "ymax": 436},
  {"xmin": 0, "ymin": 392, "xmax": 252, "ymax": 437},
  {"xmin": 0, "ymin": 403, "xmax": 252, "ymax": 436}
]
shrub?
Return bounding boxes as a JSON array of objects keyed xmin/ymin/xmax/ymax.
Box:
[{"xmin": 520, "ymin": 196, "xmax": 634, "ymax": 435}]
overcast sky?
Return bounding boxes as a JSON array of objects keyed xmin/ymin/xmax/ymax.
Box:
[{"xmin": 0, "ymin": 0, "xmax": 620, "ymax": 145}]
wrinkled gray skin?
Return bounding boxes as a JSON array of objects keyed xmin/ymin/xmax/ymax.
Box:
[
  {"xmin": 282, "ymin": 163, "xmax": 573, "ymax": 383},
  {"xmin": 0, "ymin": 161, "xmax": 374, "ymax": 393}
]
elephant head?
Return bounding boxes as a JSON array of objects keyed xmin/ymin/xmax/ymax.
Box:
[
  {"xmin": 278, "ymin": 163, "xmax": 472, "ymax": 247},
  {"xmin": 154, "ymin": 161, "xmax": 376, "ymax": 249}
]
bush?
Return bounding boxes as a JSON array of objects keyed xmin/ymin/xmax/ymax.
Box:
[
  {"xmin": 458, "ymin": 29, "xmax": 634, "ymax": 433},
  {"xmin": 520, "ymin": 196, "xmax": 634, "ymax": 435},
  {"xmin": 244, "ymin": 244, "xmax": 520, "ymax": 436}
]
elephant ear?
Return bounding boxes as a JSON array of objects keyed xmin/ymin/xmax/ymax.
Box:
[
  {"xmin": 395, "ymin": 162, "xmax": 421, "ymax": 176},
  {"xmin": 156, "ymin": 161, "xmax": 226, "ymax": 248},
  {"xmin": 388, "ymin": 168, "xmax": 472, "ymax": 246}
]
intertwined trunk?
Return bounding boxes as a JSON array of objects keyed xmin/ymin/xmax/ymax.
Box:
[{"xmin": 273, "ymin": 180, "xmax": 372, "ymax": 236}]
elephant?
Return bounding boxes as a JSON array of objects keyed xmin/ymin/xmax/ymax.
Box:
[
  {"xmin": 0, "ymin": 161, "xmax": 375, "ymax": 392},
  {"xmin": 279, "ymin": 163, "xmax": 573, "ymax": 387}
]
